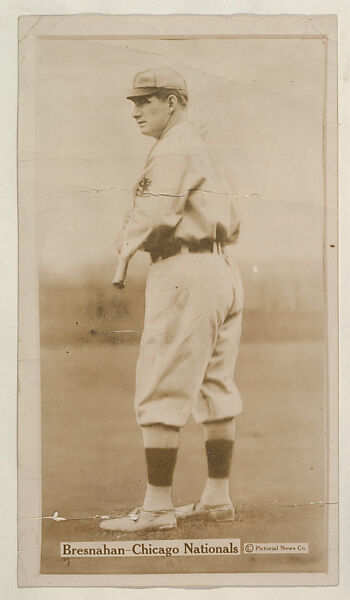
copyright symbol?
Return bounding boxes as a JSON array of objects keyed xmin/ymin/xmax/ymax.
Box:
[{"xmin": 245, "ymin": 544, "xmax": 254, "ymax": 553}]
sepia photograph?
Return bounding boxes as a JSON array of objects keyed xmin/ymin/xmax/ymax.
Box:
[{"xmin": 17, "ymin": 14, "xmax": 338, "ymax": 587}]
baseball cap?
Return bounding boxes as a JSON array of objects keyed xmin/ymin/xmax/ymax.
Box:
[{"xmin": 126, "ymin": 67, "xmax": 187, "ymax": 99}]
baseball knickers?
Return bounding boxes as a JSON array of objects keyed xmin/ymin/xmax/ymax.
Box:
[{"xmin": 135, "ymin": 251, "xmax": 244, "ymax": 427}]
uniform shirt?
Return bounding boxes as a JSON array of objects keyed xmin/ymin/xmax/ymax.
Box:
[{"xmin": 117, "ymin": 120, "xmax": 240, "ymax": 262}]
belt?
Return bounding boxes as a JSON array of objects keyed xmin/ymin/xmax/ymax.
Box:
[{"xmin": 150, "ymin": 239, "xmax": 223, "ymax": 263}]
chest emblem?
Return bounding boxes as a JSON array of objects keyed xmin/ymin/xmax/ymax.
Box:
[{"xmin": 136, "ymin": 176, "xmax": 152, "ymax": 196}]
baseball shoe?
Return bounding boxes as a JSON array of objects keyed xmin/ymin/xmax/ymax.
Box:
[
  {"xmin": 99, "ymin": 507, "xmax": 177, "ymax": 533},
  {"xmin": 175, "ymin": 501, "xmax": 235, "ymax": 523}
]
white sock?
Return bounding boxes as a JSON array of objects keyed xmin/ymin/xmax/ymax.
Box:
[
  {"xmin": 142, "ymin": 424, "xmax": 180, "ymax": 447},
  {"xmin": 199, "ymin": 477, "xmax": 231, "ymax": 507},
  {"xmin": 199, "ymin": 418, "xmax": 236, "ymax": 507},
  {"xmin": 204, "ymin": 418, "xmax": 236, "ymax": 441},
  {"xmin": 143, "ymin": 484, "xmax": 173, "ymax": 511},
  {"xmin": 141, "ymin": 425, "xmax": 179, "ymax": 511}
]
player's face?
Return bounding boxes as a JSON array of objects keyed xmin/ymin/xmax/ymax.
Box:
[{"xmin": 131, "ymin": 96, "xmax": 170, "ymax": 138}]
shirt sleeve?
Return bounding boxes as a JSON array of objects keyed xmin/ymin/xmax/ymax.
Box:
[{"xmin": 118, "ymin": 150, "xmax": 202, "ymax": 260}]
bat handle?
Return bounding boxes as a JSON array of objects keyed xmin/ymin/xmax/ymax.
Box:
[{"xmin": 112, "ymin": 256, "xmax": 129, "ymax": 289}]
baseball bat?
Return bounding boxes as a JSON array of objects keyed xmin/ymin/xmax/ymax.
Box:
[{"xmin": 112, "ymin": 256, "xmax": 129, "ymax": 289}]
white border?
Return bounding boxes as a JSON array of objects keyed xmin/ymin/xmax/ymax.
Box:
[{"xmin": 17, "ymin": 12, "xmax": 338, "ymax": 589}]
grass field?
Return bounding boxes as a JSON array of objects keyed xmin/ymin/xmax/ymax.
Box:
[{"xmin": 40, "ymin": 340, "xmax": 327, "ymax": 574}]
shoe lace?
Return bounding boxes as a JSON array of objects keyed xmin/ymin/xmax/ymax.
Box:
[{"xmin": 128, "ymin": 507, "xmax": 141, "ymax": 521}]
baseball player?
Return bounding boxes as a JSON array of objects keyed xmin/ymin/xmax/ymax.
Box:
[{"xmin": 100, "ymin": 67, "xmax": 244, "ymax": 533}]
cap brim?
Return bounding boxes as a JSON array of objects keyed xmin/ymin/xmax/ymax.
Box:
[
  {"xmin": 126, "ymin": 87, "xmax": 159, "ymax": 99},
  {"xmin": 126, "ymin": 86, "xmax": 187, "ymax": 99}
]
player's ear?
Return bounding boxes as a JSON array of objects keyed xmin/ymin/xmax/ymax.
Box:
[{"xmin": 168, "ymin": 94, "xmax": 178, "ymax": 114}]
